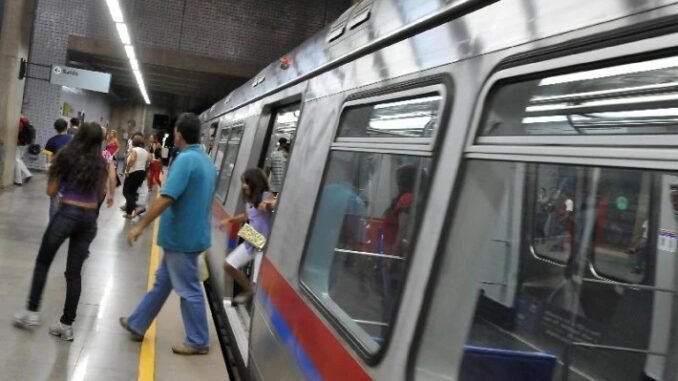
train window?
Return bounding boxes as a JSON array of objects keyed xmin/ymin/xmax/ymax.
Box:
[
  {"xmin": 481, "ymin": 55, "xmax": 678, "ymax": 136},
  {"xmin": 300, "ymin": 150, "xmax": 431, "ymax": 354},
  {"xmin": 263, "ymin": 104, "xmax": 300, "ymax": 194},
  {"xmin": 215, "ymin": 125, "xmax": 243, "ymax": 201},
  {"xmin": 337, "ymin": 94, "xmax": 442, "ymax": 139},
  {"xmin": 415, "ymin": 160, "xmax": 677, "ymax": 381}
]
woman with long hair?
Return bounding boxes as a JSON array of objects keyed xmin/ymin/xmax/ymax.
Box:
[
  {"xmin": 220, "ymin": 169, "xmax": 276, "ymax": 304},
  {"xmin": 13, "ymin": 122, "xmax": 115, "ymax": 341},
  {"xmin": 105, "ymin": 129, "xmax": 120, "ymax": 157}
]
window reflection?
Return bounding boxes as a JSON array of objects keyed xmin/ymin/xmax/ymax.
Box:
[
  {"xmin": 300, "ymin": 150, "xmax": 430, "ymax": 353},
  {"xmin": 482, "ymin": 55, "xmax": 678, "ymax": 136},
  {"xmin": 338, "ymin": 94, "xmax": 441, "ymax": 138}
]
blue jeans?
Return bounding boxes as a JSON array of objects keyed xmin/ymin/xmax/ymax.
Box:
[
  {"xmin": 127, "ymin": 250, "xmax": 209, "ymax": 348},
  {"xmin": 28, "ymin": 204, "xmax": 98, "ymax": 325}
]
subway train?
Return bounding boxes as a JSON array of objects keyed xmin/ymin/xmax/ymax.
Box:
[{"xmin": 196, "ymin": 0, "xmax": 678, "ymax": 380}]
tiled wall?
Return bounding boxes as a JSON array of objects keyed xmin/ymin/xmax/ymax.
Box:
[{"xmin": 22, "ymin": 0, "xmax": 351, "ymax": 169}]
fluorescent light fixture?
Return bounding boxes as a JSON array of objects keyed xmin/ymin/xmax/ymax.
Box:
[
  {"xmin": 540, "ymin": 56, "xmax": 678, "ymax": 86},
  {"xmin": 116, "ymin": 23, "xmax": 131, "ymax": 45},
  {"xmin": 105, "ymin": 0, "xmax": 124, "ymax": 23},
  {"xmin": 130, "ymin": 58, "xmax": 139, "ymax": 72},
  {"xmin": 124, "ymin": 45, "xmax": 136, "ymax": 60}
]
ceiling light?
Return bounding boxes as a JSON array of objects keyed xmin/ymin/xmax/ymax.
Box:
[
  {"xmin": 130, "ymin": 58, "xmax": 139, "ymax": 72},
  {"xmin": 105, "ymin": 0, "xmax": 124, "ymax": 23},
  {"xmin": 124, "ymin": 45, "xmax": 136, "ymax": 60},
  {"xmin": 116, "ymin": 23, "xmax": 131, "ymax": 45}
]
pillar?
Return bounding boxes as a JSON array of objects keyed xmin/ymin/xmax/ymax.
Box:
[{"xmin": 0, "ymin": 0, "xmax": 36, "ymax": 188}]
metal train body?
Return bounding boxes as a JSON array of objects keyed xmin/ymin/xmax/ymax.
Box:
[{"xmin": 198, "ymin": 1, "xmax": 678, "ymax": 380}]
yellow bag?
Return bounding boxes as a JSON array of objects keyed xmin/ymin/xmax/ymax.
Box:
[
  {"xmin": 237, "ymin": 223, "xmax": 267, "ymax": 251},
  {"xmin": 199, "ymin": 252, "xmax": 210, "ymax": 282}
]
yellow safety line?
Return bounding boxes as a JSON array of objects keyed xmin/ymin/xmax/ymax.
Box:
[{"xmin": 138, "ymin": 218, "xmax": 161, "ymax": 381}]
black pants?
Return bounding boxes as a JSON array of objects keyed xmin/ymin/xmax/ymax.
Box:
[
  {"xmin": 123, "ymin": 170, "xmax": 146, "ymax": 215},
  {"xmin": 27, "ymin": 204, "xmax": 98, "ymax": 325}
]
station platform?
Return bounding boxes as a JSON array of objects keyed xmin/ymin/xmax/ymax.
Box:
[{"xmin": 0, "ymin": 174, "xmax": 227, "ymax": 381}]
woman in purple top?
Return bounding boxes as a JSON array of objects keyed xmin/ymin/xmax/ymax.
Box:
[
  {"xmin": 221, "ymin": 169, "xmax": 276, "ymax": 304},
  {"xmin": 13, "ymin": 122, "xmax": 115, "ymax": 341}
]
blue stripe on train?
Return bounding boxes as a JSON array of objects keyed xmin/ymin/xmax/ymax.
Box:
[{"xmin": 258, "ymin": 290, "xmax": 323, "ymax": 381}]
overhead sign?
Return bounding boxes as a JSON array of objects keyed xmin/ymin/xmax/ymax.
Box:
[{"xmin": 50, "ymin": 65, "xmax": 111, "ymax": 93}]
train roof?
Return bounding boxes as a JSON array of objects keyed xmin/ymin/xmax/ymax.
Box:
[
  {"xmin": 200, "ymin": 0, "xmax": 676, "ymax": 122},
  {"xmin": 199, "ymin": 0, "xmax": 493, "ymax": 122}
]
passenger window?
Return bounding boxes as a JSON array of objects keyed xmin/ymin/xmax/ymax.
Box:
[
  {"xmin": 481, "ymin": 55, "xmax": 678, "ymax": 136},
  {"xmin": 337, "ymin": 94, "xmax": 441, "ymax": 139},
  {"xmin": 416, "ymin": 161, "xmax": 674, "ymax": 381},
  {"xmin": 300, "ymin": 150, "xmax": 431, "ymax": 353},
  {"xmin": 263, "ymin": 104, "xmax": 300, "ymax": 194},
  {"xmin": 215, "ymin": 125, "xmax": 243, "ymax": 201}
]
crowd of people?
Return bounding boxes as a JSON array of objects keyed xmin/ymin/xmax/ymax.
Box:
[{"xmin": 9, "ymin": 112, "xmax": 293, "ymax": 355}]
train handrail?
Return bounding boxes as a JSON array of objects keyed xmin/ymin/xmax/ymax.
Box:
[
  {"xmin": 582, "ymin": 276, "xmax": 677, "ymax": 295},
  {"xmin": 570, "ymin": 342, "xmax": 667, "ymax": 357},
  {"xmin": 529, "ymin": 243, "xmax": 566, "ymax": 268},
  {"xmin": 334, "ymin": 248, "xmax": 405, "ymax": 260}
]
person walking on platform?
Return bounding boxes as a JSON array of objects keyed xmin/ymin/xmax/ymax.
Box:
[
  {"xmin": 44, "ymin": 119, "xmax": 73, "ymax": 219},
  {"xmin": 13, "ymin": 122, "xmax": 115, "ymax": 341},
  {"xmin": 67, "ymin": 117, "xmax": 80, "ymax": 136},
  {"xmin": 14, "ymin": 115, "xmax": 34, "ymax": 185},
  {"xmin": 122, "ymin": 135, "xmax": 149, "ymax": 219},
  {"xmin": 147, "ymin": 149, "xmax": 163, "ymax": 192},
  {"xmin": 120, "ymin": 113, "xmax": 216, "ymax": 355}
]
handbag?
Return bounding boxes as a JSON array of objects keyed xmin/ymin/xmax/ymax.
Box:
[
  {"xmin": 237, "ymin": 223, "xmax": 267, "ymax": 251},
  {"xmin": 199, "ymin": 252, "xmax": 210, "ymax": 282}
]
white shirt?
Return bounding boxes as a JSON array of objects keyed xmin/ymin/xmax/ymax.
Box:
[{"xmin": 128, "ymin": 147, "xmax": 149, "ymax": 172}]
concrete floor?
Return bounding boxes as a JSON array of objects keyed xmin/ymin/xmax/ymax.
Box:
[{"xmin": 0, "ymin": 173, "xmax": 227, "ymax": 380}]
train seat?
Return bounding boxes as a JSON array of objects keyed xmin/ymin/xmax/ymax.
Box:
[{"xmin": 460, "ymin": 345, "xmax": 557, "ymax": 381}]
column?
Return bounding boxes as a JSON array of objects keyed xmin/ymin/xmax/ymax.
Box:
[{"xmin": 0, "ymin": 0, "xmax": 36, "ymax": 187}]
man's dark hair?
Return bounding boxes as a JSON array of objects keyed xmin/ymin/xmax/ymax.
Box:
[
  {"xmin": 54, "ymin": 119, "xmax": 68, "ymax": 133},
  {"xmin": 70, "ymin": 118, "xmax": 80, "ymax": 127},
  {"xmin": 175, "ymin": 113, "xmax": 200, "ymax": 144}
]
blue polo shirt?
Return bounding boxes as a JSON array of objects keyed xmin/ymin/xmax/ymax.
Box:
[{"xmin": 158, "ymin": 145, "xmax": 216, "ymax": 253}]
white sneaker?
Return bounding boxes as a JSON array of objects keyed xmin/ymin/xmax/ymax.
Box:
[
  {"xmin": 49, "ymin": 321, "xmax": 74, "ymax": 341},
  {"xmin": 13, "ymin": 310, "xmax": 41, "ymax": 329}
]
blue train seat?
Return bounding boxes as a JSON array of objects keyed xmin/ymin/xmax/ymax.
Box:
[{"xmin": 459, "ymin": 345, "xmax": 557, "ymax": 381}]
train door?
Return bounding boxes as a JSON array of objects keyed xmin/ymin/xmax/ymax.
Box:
[
  {"xmin": 214, "ymin": 123, "xmax": 245, "ymax": 203},
  {"xmin": 258, "ymin": 103, "xmax": 300, "ymax": 195}
]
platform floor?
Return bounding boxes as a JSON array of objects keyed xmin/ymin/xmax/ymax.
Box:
[{"xmin": 0, "ymin": 173, "xmax": 227, "ymax": 380}]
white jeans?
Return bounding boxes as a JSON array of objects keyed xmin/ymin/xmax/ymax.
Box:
[
  {"xmin": 14, "ymin": 145, "xmax": 31, "ymax": 184},
  {"xmin": 225, "ymin": 243, "xmax": 263, "ymax": 283}
]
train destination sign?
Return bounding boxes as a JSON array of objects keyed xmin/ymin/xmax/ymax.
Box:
[{"xmin": 49, "ymin": 65, "xmax": 111, "ymax": 94}]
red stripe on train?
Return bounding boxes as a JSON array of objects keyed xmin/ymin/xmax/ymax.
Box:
[{"xmin": 259, "ymin": 257, "xmax": 371, "ymax": 381}]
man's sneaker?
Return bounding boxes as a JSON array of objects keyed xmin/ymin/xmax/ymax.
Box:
[
  {"xmin": 49, "ymin": 322, "xmax": 74, "ymax": 341},
  {"xmin": 119, "ymin": 317, "xmax": 144, "ymax": 342},
  {"xmin": 13, "ymin": 310, "xmax": 41, "ymax": 329},
  {"xmin": 171, "ymin": 344, "xmax": 209, "ymax": 355}
]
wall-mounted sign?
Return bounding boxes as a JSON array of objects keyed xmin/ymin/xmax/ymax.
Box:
[{"xmin": 50, "ymin": 65, "xmax": 111, "ymax": 94}]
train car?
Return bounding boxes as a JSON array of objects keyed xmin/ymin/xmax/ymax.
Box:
[{"xmin": 198, "ymin": 0, "xmax": 678, "ymax": 380}]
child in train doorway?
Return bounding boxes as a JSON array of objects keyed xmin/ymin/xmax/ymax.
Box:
[
  {"xmin": 147, "ymin": 149, "xmax": 163, "ymax": 192},
  {"xmin": 220, "ymin": 169, "xmax": 276, "ymax": 304}
]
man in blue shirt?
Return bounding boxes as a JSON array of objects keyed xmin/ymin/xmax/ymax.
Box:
[
  {"xmin": 44, "ymin": 119, "xmax": 73, "ymax": 219},
  {"xmin": 121, "ymin": 113, "xmax": 216, "ymax": 355}
]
